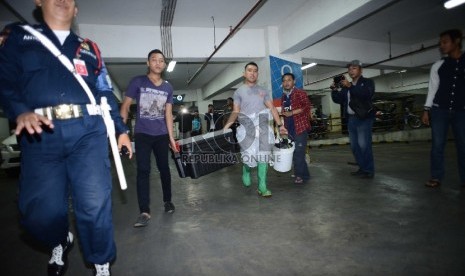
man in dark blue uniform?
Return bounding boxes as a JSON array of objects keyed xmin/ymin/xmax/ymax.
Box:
[{"xmin": 0, "ymin": 1, "xmax": 131, "ymax": 275}]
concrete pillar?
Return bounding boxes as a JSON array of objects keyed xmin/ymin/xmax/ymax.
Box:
[{"xmin": 321, "ymin": 94, "xmax": 342, "ymax": 132}]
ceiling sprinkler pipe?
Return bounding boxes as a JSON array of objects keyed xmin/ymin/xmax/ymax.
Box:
[
  {"xmin": 187, "ymin": 0, "xmax": 268, "ymax": 85},
  {"xmin": 307, "ymin": 42, "xmax": 439, "ymax": 86}
]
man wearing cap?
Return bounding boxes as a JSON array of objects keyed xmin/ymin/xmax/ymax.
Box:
[{"xmin": 331, "ymin": 60, "xmax": 376, "ymax": 179}]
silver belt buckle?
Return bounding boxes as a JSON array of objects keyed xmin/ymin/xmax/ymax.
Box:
[{"xmin": 53, "ymin": 104, "xmax": 74, "ymax": 120}]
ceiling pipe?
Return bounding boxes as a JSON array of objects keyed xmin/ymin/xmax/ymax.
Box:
[
  {"xmin": 367, "ymin": 43, "xmax": 437, "ymax": 68},
  {"xmin": 306, "ymin": 42, "xmax": 439, "ymax": 86},
  {"xmin": 160, "ymin": 0, "xmax": 177, "ymax": 59},
  {"xmin": 187, "ymin": 0, "xmax": 267, "ymax": 85}
]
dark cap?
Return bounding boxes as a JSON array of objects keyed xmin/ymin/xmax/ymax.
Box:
[{"xmin": 347, "ymin": 59, "xmax": 362, "ymax": 68}]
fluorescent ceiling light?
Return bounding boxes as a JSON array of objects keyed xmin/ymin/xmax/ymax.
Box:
[
  {"xmin": 301, "ymin": 62, "xmax": 317, "ymax": 70},
  {"xmin": 167, "ymin": 60, "xmax": 176, "ymax": 72},
  {"xmin": 444, "ymin": 0, "xmax": 465, "ymax": 9}
]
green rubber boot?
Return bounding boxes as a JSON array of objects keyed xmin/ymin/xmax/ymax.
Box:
[
  {"xmin": 257, "ymin": 162, "xmax": 272, "ymax": 197},
  {"xmin": 242, "ymin": 164, "xmax": 252, "ymax": 187}
]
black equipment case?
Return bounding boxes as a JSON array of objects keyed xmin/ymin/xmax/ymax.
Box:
[{"xmin": 171, "ymin": 129, "xmax": 237, "ymax": 179}]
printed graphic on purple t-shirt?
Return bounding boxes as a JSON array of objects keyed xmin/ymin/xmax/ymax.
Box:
[
  {"xmin": 139, "ymin": 87, "xmax": 167, "ymax": 120},
  {"xmin": 126, "ymin": 76, "xmax": 173, "ymax": 136}
]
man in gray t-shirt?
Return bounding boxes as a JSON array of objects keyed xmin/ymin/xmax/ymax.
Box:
[{"xmin": 224, "ymin": 62, "xmax": 287, "ymax": 198}]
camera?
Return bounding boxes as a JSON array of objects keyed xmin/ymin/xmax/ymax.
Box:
[{"xmin": 333, "ymin": 74, "xmax": 345, "ymax": 89}]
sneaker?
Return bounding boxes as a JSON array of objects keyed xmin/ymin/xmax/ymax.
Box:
[
  {"xmin": 257, "ymin": 189, "xmax": 272, "ymax": 198},
  {"xmin": 48, "ymin": 232, "xmax": 74, "ymax": 276},
  {"xmin": 133, "ymin": 213, "xmax": 151, "ymax": 228},
  {"xmin": 93, "ymin": 263, "xmax": 111, "ymax": 276},
  {"xmin": 164, "ymin": 202, "xmax": 175, "ymax": 213}
]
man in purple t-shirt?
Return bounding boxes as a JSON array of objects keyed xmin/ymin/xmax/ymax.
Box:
[{"xmin": 120, "ymin": 49, "xmax": 178, "ymax": 227}]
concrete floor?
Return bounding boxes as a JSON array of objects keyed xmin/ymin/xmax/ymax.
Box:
[{"xmin": 1, "ymin": 140, "xmax": 465, "ymax": 275}]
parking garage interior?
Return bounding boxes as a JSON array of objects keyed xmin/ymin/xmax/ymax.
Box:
[{"xmin": 1, "ymin": 0, "xmax": 465, "ymax": 275}]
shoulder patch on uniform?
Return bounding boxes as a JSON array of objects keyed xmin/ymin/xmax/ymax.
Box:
[
  {"xmin": 83, "ymin": 38, "xmax": 102, "ymax": 72},
  {"xmin": 80, "ymin": 41, "xmax": 90, "ymax": 51}
]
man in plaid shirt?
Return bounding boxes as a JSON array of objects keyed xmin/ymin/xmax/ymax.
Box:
[{"xmin": 280, "ymin": 73, "xmax": 311, "ymax": 184}]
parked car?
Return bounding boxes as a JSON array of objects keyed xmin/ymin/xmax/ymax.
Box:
[{"xmin": 0, "ymin": 134, "xmax": 20, "ymax": 176}]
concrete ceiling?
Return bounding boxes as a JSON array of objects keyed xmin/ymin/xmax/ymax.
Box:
[{"xmin": 1, "ymin": 0, "xmax": 465, "ymax": 96}]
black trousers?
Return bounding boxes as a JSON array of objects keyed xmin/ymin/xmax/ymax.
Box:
[{"xmin": 134, "ymin": 133, "xmax": 172, "ymax": 214}]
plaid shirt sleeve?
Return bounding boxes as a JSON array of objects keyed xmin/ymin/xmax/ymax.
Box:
[{"xmin": 291, "ymin": 89, "xmax": 311, "ymax": 135}]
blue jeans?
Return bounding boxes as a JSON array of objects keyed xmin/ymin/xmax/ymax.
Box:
[
  {"xmin": 430, "ymin": 108, "xmax": 465, "ymax": 183},
  {"xmin": 348, "ymin": 115, "xmax": 375, "ymax": 174},
  {"xmin": 19, "ymin": 116, "xmax": 115, "ymax": 264},
  {"xmin": 134, "ymin": 133, "xmax": 172, "ymax": 214},
  {"xmin": 292, "ymin": 131, "xmax": 310, "ymax": 181}
]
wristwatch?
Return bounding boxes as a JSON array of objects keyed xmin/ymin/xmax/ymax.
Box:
[{"xmin": 423, "ymin": 106, "xmax": 431, "ymax": 111}]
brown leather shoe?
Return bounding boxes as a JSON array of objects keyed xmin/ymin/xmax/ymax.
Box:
[
  {"xmin": 350, "ymin": 169, "xmax": 363, "ymax": 176},
  {"xmin": 359, "ymin": 172, "xmax": 374, "ymax": 179},
  {"xmin": 425, "ymin": 179, "xmax": 440, "ymax": 188}
]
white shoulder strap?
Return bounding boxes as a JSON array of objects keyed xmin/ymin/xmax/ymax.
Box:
[
  {"xmin": 21, "ymin": 25, "xmax": 97, "ymax": 106},
  {"xmin": 21, "ymin": 25, "xmax": 128, "ymax": 190}
]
